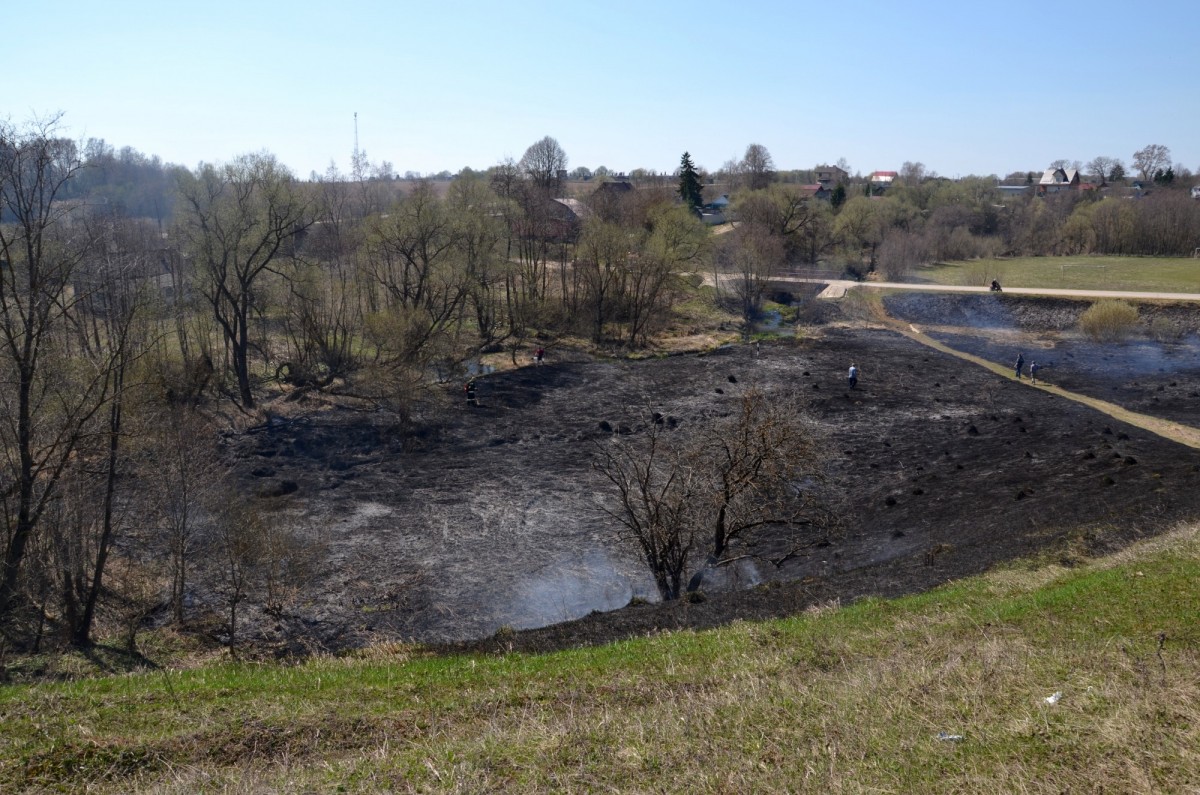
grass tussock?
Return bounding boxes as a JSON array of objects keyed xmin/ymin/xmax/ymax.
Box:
[
  {"xmin": 1079, "ymin": 299, "xmax": 1140, "ymax": 341},
  {"xmin": 2, "ymin": 523, "xmax": 1199, "ymax": 793}
]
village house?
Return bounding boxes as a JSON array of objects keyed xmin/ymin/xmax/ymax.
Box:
[
  {"xmin": 869, "ymin": 171, "xmax": 898, "ymax": 191},
  {"xmin": 814, "ymin": 165, "xmax": 849, "ymax": 186},
  {"xmin": 797, "ymin": 184, "xmax": 833, "ymax": 200},
  {"xmin": 1037, "ymin": 167, "xmax": 1080, "ymax": 195},
  {"xmin": 700, "ymin": 190, "xmax": 731, "ymax": 225}
]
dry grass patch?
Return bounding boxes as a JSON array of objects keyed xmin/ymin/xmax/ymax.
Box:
[{"xmin": 1079, "ymin": 299, "xmax": 1140, "ymax": 341}]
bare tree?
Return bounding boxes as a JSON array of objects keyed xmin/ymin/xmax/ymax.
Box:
[
  {"xmin": 624, "ymin": 205, "xmax": 708, "ymax": 347},
  {"xmin": 175, "ymin": 152, "xmax": 309, "ymax": 409},
  {"xmin": 900, "ymin": 161, "xmax": 927, "ymax": 186},
  {"xmin": 1086, "ymin": 156, "xmax": 1119, "ymax": 185},
  {"xmin": 519, "ymin": 135, "xmax": 568, "ymax": 193},
  {"xmin": 0, "ymin": 118, "xmax": 113, "ymax": 619},
  {"xmin": 445, "ymin": 177, "xmax": 507, "ymax": 347},
  {"xmin": 362, "ymin": 180, "xmax": 471, "ymax": 371},
  {"xmin": 1132, "ymin": 144, "xmax": 1171, "ymax": 183},
  {"xmin": 145, "ymin": 407, "xmax": 222, "ymax": 625},
  {"xmin": 719, "ymin": 157, "xmax": 745, "ymax": 191},
  {"xmin": 687, "ymin": 389, "xmax": 838, "ymax": 590},
  {"xmin": 594, "ymin": 414, "xmax": 699, "ymax": 601},
  {"xmin": 62, "ymin": 214, "xmax": 156, "ymax": 646},
  {"xmin": 280, "ymin": 242, "xmax": 364, "ymax": 391},
  {"xmin": 207, "ymin": 495, "xmax": 320, "ymax": 656},
  {"xmin": 741, "ymin": 143, "xmax": 775, "ymax": 191},
  {"xmin": 576, "ymin": 218, "xmax": 631, "ymax": 343},
  {"xmin": 211, "ymin": 499, "xmax": 261, "ymax": 657},
  {"xmin": 719, "ymin": 222, "xmax": 784, "ymax": 322},
  {"xmin": 595, "ymin": 389, "xmax": 839, "ymax": 600},
  {"xmin": 876, "ymin": 229, "xmax": 929, "ymax": 281},
  {"xmin": 735, "ymin": 184, "xmax": 822, "ymax": 243}
]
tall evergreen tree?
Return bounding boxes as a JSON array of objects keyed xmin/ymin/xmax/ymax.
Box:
[
  {"xmin": 831, "ymin": 183, "xmax": 847, "ymax": 209},
  {"xmin": 678, "ymin": 152, "xmax": 704, "ymax": 215}
]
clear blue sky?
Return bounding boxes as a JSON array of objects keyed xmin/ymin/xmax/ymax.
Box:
[{"xmin": 8, "ymin": 0, "xmax": 1199, "ymax": 180}]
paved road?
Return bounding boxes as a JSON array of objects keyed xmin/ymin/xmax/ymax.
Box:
[{"xmin": 769, "ymin": 276, "xmax": 1200, "ymax": 302}]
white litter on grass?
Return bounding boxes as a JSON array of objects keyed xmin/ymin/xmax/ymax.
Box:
[
  {"xmin": 1044, "ymin": 691, "xmax": 1062, "ymax": 705},
  {"xmin": 936, "ymin": 732, "xmax": 964, "ymax": 742}
]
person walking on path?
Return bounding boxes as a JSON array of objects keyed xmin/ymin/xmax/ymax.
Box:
[
  {"xmin": 1030, "ymin": 361, "xmax": 1041, "ymax": 384},
  {"xmin": 464, "ymin": 378, "xmax": 478, "ymax": 406},
  {"xmin": 534, "ymin": 347, "xmax": 545, "ymax": 366},
  {"xmin": 848, "ymin": 363, "xmax": 859, "ymax": 390},
  {"xmin": 1014, "ymin": 353, "xmax": 1025, "ymax": 379}
]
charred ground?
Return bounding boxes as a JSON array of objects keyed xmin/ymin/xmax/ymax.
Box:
[{"xmin": 214, "ymin": 292, "xmax": 1200, "ymax": 656}]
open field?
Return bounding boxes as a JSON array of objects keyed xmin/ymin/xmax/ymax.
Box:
[
  {"xmin": 916, "ymin": 256, "xmax": 1200, "ymax": 292},
  {"xmin": 2, "ymin": 523, "xmax": 1197, "ymax": 793}
]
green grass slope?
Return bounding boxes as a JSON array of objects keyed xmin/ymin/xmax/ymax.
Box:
[{"xmin": 3, "ymin": 524, "xmax": 1198, "ymax": 793}]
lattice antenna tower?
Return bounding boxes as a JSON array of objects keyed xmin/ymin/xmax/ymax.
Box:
[{"xmin": 352, "ymin": 112, "xmax": 366, "ymax": 180}]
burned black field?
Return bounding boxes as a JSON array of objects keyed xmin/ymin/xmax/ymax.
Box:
[{"xmin": 222, "ymin": 296, "xmax": 1200, "ymax": 655}]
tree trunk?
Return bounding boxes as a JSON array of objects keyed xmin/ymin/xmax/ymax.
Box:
[{"xmin": 72, "ymin": 378, "xmax": 124, "ymax": 647}]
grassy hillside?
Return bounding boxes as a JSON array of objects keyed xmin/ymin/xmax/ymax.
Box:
[
  {"xmin": 919, "ymin": 256, "xmax": 1200, "ymax": 292},
  {"xmin": 2, "ymin": 525, "xmax": 1198, "ymax": 793}
]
